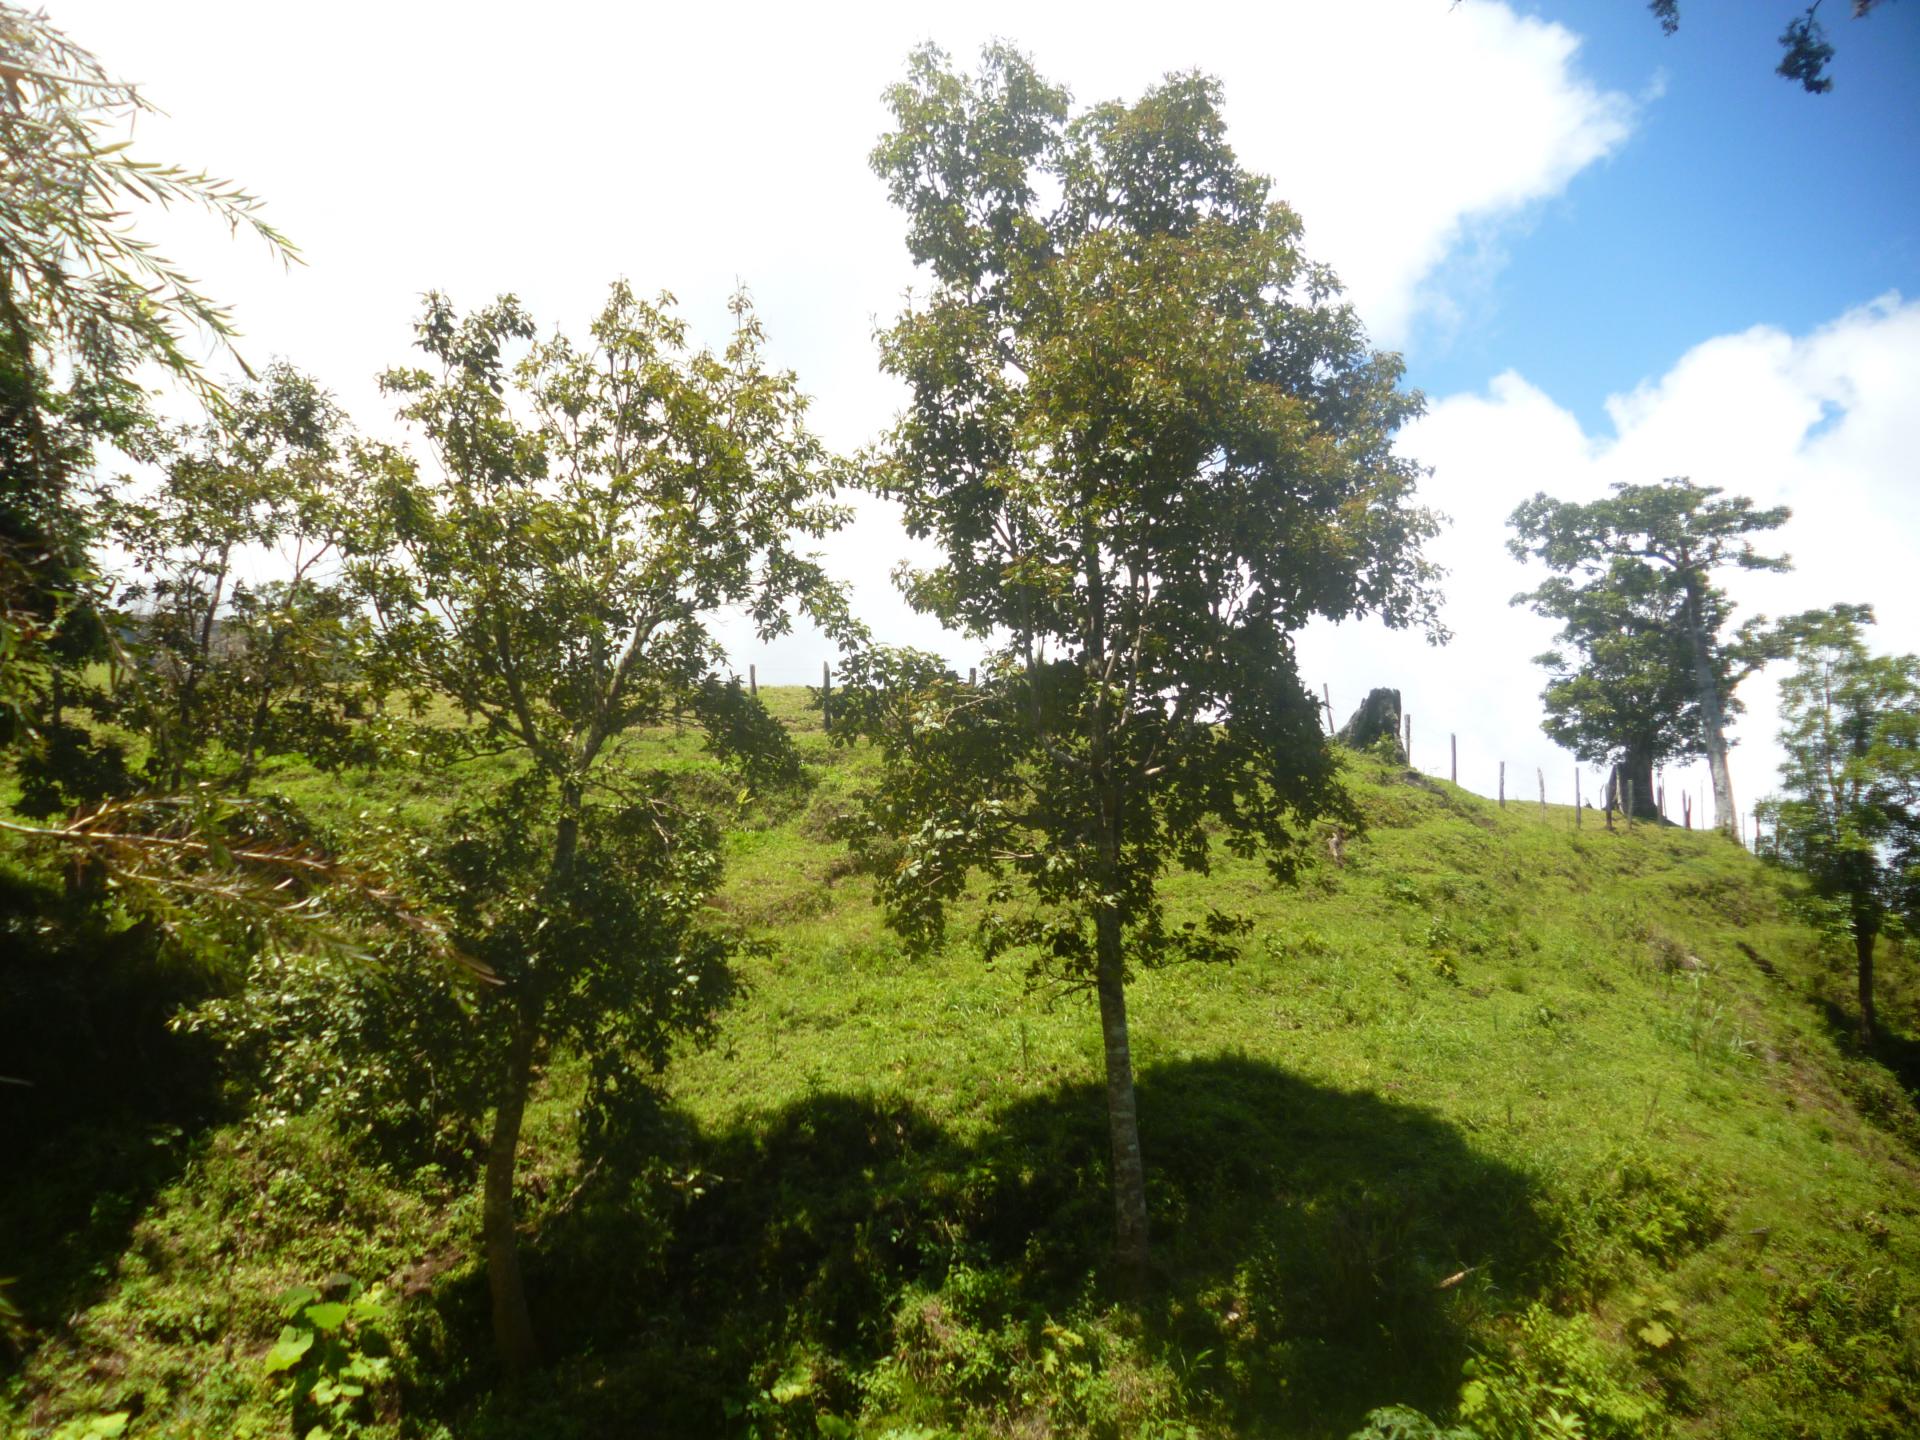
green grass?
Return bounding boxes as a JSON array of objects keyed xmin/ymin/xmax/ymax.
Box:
[{"xmin": 4, "ymin": 688, "xmax": 1918, "ymax": 1438}]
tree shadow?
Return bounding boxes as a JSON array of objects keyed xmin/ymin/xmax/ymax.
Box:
[
  {"xmin": 425, "ymin": 1055, "xmax": 1556, "ymax": 1438},
  {"xmin": 1810, "ymin": 999, "xmax": 1920, "ymax": 1153},
  {"xmin": 0, "ymin": 875, "xmax": 230, "ymax": 1365}
]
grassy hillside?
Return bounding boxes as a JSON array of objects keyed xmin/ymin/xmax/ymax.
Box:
[{"xmin": 4, "ymin": 688, "xmax": 1918, "ymax": 1438}]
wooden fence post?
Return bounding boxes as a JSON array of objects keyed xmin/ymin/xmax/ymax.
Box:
[
  {"xmin": 822, "ymin": 660, "xmax": 832, "ymax": 733},
  {"xmin": 1538, "ymin": 767, "xmax": 1546, "ymax": 820},
  {"xmin": 748, "ymin": 663, "xmax": 757, "ymax": 697},
  {"xmin": 969, "ymin": 666, "xmax": 976, "ymax": 687},
  {"xmin": 1683, "ymin": 792, "xmax": 1691, "ymax": 829},
  {"xmin": 1625, "ymin": 778, "xmax": 1635, "ymax": 829},
  {"xmin": 1404, "ymin": 713, "xmax": 1412, "ymax": 767},
  {"xmin": 1575, "ymin": 767, "xmax": 1582, "ymax": 828},
  {"xmin": 1605, "ymin": 773, "xmax": 1616, "ymax": 831},
  {"xmin": 1451, "ymin": 733, "xmax": 1457, "ymax": 785},
  {"xmin": 1498, "ymin": 762, "xmax": 1505, "ymax": 808},
  {"xmin": 1323, "ymin": 683, "xmax": 1333, "ymax": 734}
]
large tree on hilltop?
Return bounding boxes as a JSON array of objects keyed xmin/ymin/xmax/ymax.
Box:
[
  {"xmin": 1759, "ymin": 606, "xmax": 1920, "ymax": 1046},
  {"xmin": 351, "ymin": 283, "xmax": 853, "ymax": 1375},
  {"xmin": 843, "ymin": 44, "xmax": 1443, "ymax": 1282},
  {"xmin": 1509, "ymin": 478, "xmax": 1788, "ymax": 835},
  {"xmin": 1518, "ymin": 556, "xmax": 1700, "ymax": 817}
]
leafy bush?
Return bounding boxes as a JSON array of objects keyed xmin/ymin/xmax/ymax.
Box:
[
  {"xmin": 1455, "ymin": 1304, "xmax": 1665, "ymax": 1439},
  {"xmin": 179, "ymin": 944, "xmax": 489, "ymax": 1167},
  {"xmin": 265, "ymin": 1279, "xmax": 394, "ymax": 1438}
]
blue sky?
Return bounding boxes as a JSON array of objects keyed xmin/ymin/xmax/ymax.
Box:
[
  {"xmin": 1415, "ymin": 0, "xmax": 1920, "ymax": 427},
  {"xmin": 57, "ymin": 0, "xmax": 1920, "ymax": 827}
]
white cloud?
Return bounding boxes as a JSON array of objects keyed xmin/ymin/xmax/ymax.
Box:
[
  {"xmin": 1297, "ymin": 294, "xmax": 1920, "ymax": 830},
  {"xmin": 55, "ymin": 0, "xmax": 1638, "ymax": 678}
]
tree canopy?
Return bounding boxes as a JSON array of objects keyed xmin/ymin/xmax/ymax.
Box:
[
  {"xmin": 847, "ymin": 42, "xmax": 1442, "ymax": 1278},
  {"xmin": 1760, "ymin": 605, "xmax": 1920, "ymax": 1044},
  {"xmin": 1509, "ymin": 478, "xmax": 1788, "ymax": 833}
]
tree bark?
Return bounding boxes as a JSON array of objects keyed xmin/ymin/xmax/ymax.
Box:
[
  {"xmin": 485, "ymin": 1005, "xmax": 539, "ymax": 1377},
  {"xmin": 1681, "ymin": 581, "xmax": 1736, "ymax": 835},
  {"xmin": 1855, "ymin": 925, "xmax": 1877, "ymax": 1048},
  {"xmin": 1608, "ymin": 746, "xmax": 1655, "ymax": 830},
  {"xmin": 1094, "ymin": 906, "xmax": 1150, "ymax": 1287}
]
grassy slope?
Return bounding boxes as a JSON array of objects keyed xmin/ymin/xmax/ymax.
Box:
[{"xmin": 4, "ymin": 688, "xmax": 1918, "ymax": 1438}]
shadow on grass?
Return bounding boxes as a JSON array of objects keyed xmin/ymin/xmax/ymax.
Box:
[
  {"xmin": 419, "ymin": 1055, "xmax": 1556, "ymax": 1439},
  {"xmin": 1811, "ymin": 999, "xmax": 1920, "ymax": 1153},
  {"xmin": 0, "ymin": 873, "xmax": 229, "ymax": 1357}
]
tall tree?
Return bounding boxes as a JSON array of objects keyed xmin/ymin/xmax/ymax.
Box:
[
  {"xmin": 1760, "ymin": 606, "xmax": 1920, "ymax": 1046},
  {"xmin": 1509, "ymin": 478, "xmax": 1788, "ymax": 835},
  {"xmin": 848, "ymin": 45, "xmax": 1442, "ymax": 1282},
  {"xmin": 106, "ymin": 363, "xmax": 365, "ymax": 791},
  {"xmin": 352, "ymin": 283, "xmax": 851, "ymax": 1375}
]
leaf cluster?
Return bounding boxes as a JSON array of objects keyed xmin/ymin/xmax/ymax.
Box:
[
  {"xmin": 352, "ymin": 282, "xmax": 851, "ymax": 796},
  {"xmin": 1759, "ymin": 607, "xmax": 1920, "ymax": 936},
  {"xmin": 852, "ymin": 45, "xmax": 1437, "ymax": 979}
]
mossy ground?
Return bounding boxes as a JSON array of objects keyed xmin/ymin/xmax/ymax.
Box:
[{"xmin": 4, "ymin": 688, "xmax": 1917, "ymax": 1437}]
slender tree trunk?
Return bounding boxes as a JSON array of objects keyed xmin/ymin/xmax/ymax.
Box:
[
  {"xmin": 483, "ymin": 780, "xmax": 582, "ymax": 1377},
  {"xmin": 237, "ymin": 577, "xmax": 305, "ymax": 790},
  {"xmin": 484, "ymin": 1004, "xmax": 539, "ymax": 1377},
  {"xmin": 172, "ymin": 546, "xmax": 232, "ymax": 790},
  {"xmin": 1681, "ymin": 581, "xmax": 1736, "ymax": 835},
  {"xmin": 1855, "ymin": 925, "xmax": 1877, "ymax": 1048},
  {"xmin": 235, "ymin": 686, "xmax": 272, "ymax": 792},
  {"xmin": 1094, "ymin": 905, "xmax": 1149, "ymax": 1287}
]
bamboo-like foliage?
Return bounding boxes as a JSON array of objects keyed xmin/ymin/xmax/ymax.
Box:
[{"xmin": 0, "ymin": 4, "xmax": 295, "ymax": 394}]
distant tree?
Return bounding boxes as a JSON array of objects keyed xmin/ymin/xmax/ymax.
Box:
[
  {"xmin": 1759, "ymin": 606, "xmax": 1920, "ymax": 1046},
  {"xmin": 351, "ymin": 283, "xmax": 851, "ymax": 1375},
  {"xmin": 1648, "ymin": 0, "xmax": 1897, "ymax": 94},
  {"xmin": 847, "ymin": 44, "xmax": 1442, "ymax": 1283},
  {"xmin": 105, "ymin": 364, "xmax": 366, "ymax": 791},
  {"xmin": 1509, "ymin": 479, "xmax": 1788, "ymax": 835},
  {"xmin": 1516, "ymin": 557, "xmax": 1700, "ymax": 817}
]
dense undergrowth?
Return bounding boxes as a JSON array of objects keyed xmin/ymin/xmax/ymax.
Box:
[{"xmin": 4, "ymin": 689, "xmax": 1918, "ymax": 1438}]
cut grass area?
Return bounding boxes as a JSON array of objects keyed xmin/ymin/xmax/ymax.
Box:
[{"xmin": 4, "ymin": 688, "xmax": 1918, "ymax": 1438}]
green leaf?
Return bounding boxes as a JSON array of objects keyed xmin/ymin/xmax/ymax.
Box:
[
  {"xmin": 769, "ymin": 1363, "xmax": 814, "ymax": 1404},
  {"xmin": 302, "ymin": 1301, "xmax": 350, "ymax": 1332},
  {"xmin": 1637, "ymin": 1319, "xmax": 1675, "ymax": 1349},
  {"xmin": 264, "ymin": 1324, "xmax": 314, "ymax": 1372},
  {"xmin": 278, "ymin": 1284, "xmax": 321, "ymax": 1318}
]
